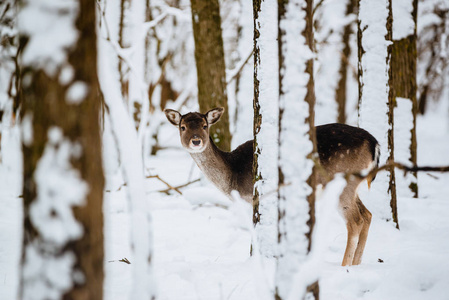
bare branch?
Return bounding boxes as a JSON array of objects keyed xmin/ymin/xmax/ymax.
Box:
[
  {"xmin": 156, "ymin": 178, "xmax": 201, "ymax": 195},
  {"xmin": 146, "ymin": 174, "xmax": 182, "ymax": 195},
  {"xmin": 226, "ymin": 49, "xmax": 254, "ymax": 85},
  {"xmin": 351, "ymin": 162, "xmax": 449, "ymax": 182}
]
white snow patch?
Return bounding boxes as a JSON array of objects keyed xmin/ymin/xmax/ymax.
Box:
[
  {"xmin": 22, "ymin": 113, "xmax": 33, "ymax": 146},
  {"xmin": 65, "ymin": 81, "xmax": 88, "ymax": 104},
  {"xmin": 30, "ymin": 127, "xmax": 88, "ymax": 246},
  {"xmin": 276, "ymin": 1, "xmax": 315, "ymax": 298},
  {"xmin": 22, "ymin": 127, "xmax": 88, "ymax": 299},
  {"xmin": 394, "ymin": 97, "xmax": 416, "ymax": 197},
  {"xmin": 253, "ymin": 0, "xmax": 280, "ymax": 258},
  {"xmin": 59, "ymin": 65, "xmax": 75, "ymax": 85},
  {"xmin": 22, "ymin": 245, "xmax": 77, "ymax": 300},
  {"xmin": 392, "ymin": 0, "xmax": 415, "ymax": 40},
  {"xmin": 358, "ymin": 0, "xmax": 394, "ymax": 221},
  {"xmin": 18, "ymin": 0, "xmax": 80, "ymax": 76}
]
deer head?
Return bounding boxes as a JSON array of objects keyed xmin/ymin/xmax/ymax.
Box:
[{"xmin": 164, "ymin": 107, "xmax": 224, "ymax": 153}]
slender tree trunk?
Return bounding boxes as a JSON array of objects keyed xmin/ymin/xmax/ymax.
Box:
[
  {"xmin": 190, "ymin": 0, "xmax": 231, "ymax": 151},
  {"xmin": 19, "ymin": 1, "xmax": 104, "ymax": 299},
  {"xmin": 335, "ymin": 0, "xmax": 356, "ymax": 124},
  {"xmin": 276, "ymin": 0, "xmax": 319, "ymax": 299},
  {"xmin": 358, "ymin": 0, "xmax": 398, "ymax": 227},
  {"xmin": 391, "ymin": 0, "xmax": 418, "ymax": 198},
  {"xmin": 252, "ymin": 0, "xmax": 279, "ymax": 257},
  {"xmin": 119, "ymin": 0, "xmax": 131, "ymax": 102}
]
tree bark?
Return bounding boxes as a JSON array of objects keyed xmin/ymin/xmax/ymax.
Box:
[
  {"xmin": 386, "ymin": 0, "xmax": 399, "ymax": 228},
  {"xmin": 190, "ymin": 0, "xmax": 231, "ymax": 151},
  {"xmin": 391, "ymin": 0, "xmax": 418, "ymax": 198},
  {"xmin": 252, "ymin": 0, "xmax": 280, "ymax": 258},
  {"xmin": 19, "ymin": 0, "xmax": 104, "ymax": 298}
]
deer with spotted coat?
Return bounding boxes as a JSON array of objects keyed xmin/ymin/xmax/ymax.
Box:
[{"xmin": 164, "ymin": 107, "xmax": 379, "ymax": 266}]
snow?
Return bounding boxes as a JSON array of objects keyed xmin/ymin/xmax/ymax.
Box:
[
  {"xmin": 314, "ymin": 0, "xmax": 351, "ymax": 125},
  {"xmin": 98, "ymin": 18, "xmax": 155, "ymax": 299},
  {"xmin": 18, "ymin": 0, "xmax": 79, "ymax": 76},
  {"xmin": 65, "ymin": 81, "xmax": 88, "ymax": 104},
  {"xmin": 22, "ymin": 127, "xmax": 88, "ymax": 299},
  {"xmin": 277, "ymin": 1, "xmax": 315, "ymax": 298},
  {"xmin": 358, "ymin": 0, "xmax": 395, "ymax": 221},
  {"xmin": 31, "ymin": 127, "xmax": 87, "ymax": 245},
  {"xmin": 2, "ymin": 0, "xmax": 449, "ymax": 299},
  {"xmin": 394, "ymin": 97, "xmax": 416, "ymax": 197},
  {"xmin": 392, "ymin": 0, "xmax": 415, "ymax": 40},
  {"xmin": 253, "ymin": 0, "xmax": 280, "ymax": 258},
  {"xmin": 1, "ymin": 106, "xmax": 449, "ymax": 300}
]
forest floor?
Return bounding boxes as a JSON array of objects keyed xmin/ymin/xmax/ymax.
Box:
[{"xmin": 1, "ymin": 111, "xmax": 449, "ymax": 300}]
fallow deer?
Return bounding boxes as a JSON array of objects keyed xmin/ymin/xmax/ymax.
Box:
[{"xmin": 164, "ymin": 107, "xmax": 379, "ymax": 266}]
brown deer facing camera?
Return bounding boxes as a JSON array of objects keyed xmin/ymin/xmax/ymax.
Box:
[{"xmin": 165, "ymin": 107, "xmax": 379, "ymax": 266}]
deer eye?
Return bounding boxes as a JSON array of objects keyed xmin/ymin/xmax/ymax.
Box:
[
  {"xmin": 203, "ymin": 125, "xmax": 207, "ymax": 130},
  {"xmin": 181, "ymin": 126, "xmax": 186, "ymax": 131}
]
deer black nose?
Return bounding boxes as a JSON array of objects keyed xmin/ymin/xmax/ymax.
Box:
[{"xmin": 192, "ymin": 140, "xmax": 201, "ymax": 146}]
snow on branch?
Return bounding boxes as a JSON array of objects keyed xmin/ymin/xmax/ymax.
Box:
[{"xmin": 98, "ymin": 23, "xmax": 155, "ymax": 299}]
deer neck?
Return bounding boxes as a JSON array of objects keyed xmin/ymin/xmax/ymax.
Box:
[{"xmin": 190, "ymin": 138, "xmax": 232, "ymax": 195}]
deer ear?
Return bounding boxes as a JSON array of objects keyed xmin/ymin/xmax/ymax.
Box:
[
  {"xmin": 205, "ymin": 107, "xmax": 224, "ymax": 125},
  {"xmin": 164, "ymin": 109, "xmax": 182, "ymax": 126}
]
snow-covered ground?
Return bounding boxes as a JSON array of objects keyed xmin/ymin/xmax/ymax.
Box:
[{"xmin": 1, "ymin": 109, "xmax": 448, "ymax": 299}]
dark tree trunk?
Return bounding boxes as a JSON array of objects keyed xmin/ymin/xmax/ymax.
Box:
[
  {"xmin": 190, "ymin": 0, "xmax": 231, "ymax": 151},
  {"xmin": 386, "ymin": 0, "xmax": 399, "ymax": 227},
  {"xmin": 19, "ymin": 0, "xmax": 104, "ymax": 298}
]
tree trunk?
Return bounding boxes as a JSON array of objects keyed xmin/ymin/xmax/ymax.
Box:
[
  {"xmin": 387, "ymin": 0, "xmax": 399, "ymax": 227},
  {"xmin": 358, "ymin": 0, "xmax": 398, "ymax": 227},
  {"xmin": 391, "ymin": 0, "xmax": 418, "ymax": 198},
  {"xmin": 276, "ymin": 0, "xmax": 319, "ymax": 299},
  {"xmin": 19, "ymin": 1, "xmax": 104, "ymax": 299},
  {"xmin": 252, "ymin": 0, "xmax": 280, "ymax": 257},
  {"xmin": 0, "ymin": 0, "xmax": 18, "ymax": 160},
  {"xmin": 335, "ymin": 0, "xmax": 356, "ymax": 124},
  {"xmin": 190, "ymin": 0, "xmax": 231, "ymax": 151},
  {"xmin": 119, "ymin": 0, "xmax": 131, "ymax": 102}
]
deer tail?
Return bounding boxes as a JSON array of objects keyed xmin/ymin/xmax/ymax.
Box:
[{"xmin": 367, "ymin": 143, "xmax": 380, "ymax": 189}]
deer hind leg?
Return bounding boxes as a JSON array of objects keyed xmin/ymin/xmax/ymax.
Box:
[
  {"xmin": 340, "ymin": 183, "xmax": 366, "ymax": 266},
  {"xmin": 352, "ymin": 197, "xmax": 372, "ymax": 265}
]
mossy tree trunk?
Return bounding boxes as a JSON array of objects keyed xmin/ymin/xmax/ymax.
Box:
[
  {"xmin": 190, "ymin": 0, "xmax": 231, "ymax": 151},
  {"xmin": 19, "ymin": 0, "xmax": 104, "ymax": 298}
]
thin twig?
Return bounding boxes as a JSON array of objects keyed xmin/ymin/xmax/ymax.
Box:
[
  {"xmin": 146, "ymin": 175, "xmax": 182, "ymax": 195},
  {"xmin": 226, "ymin": 49, "xmax": 254, "ymax": 85},
  {"xmin": 351, "ymin": 162, "xmax": 449, "ymax": 182},
  {"xmin": 157, "ymin": 178, "xmax": 201, "ymax": 194},
  {"xmin": 108, "ymin": 258, "xmax": 131, "ymax": 264}
]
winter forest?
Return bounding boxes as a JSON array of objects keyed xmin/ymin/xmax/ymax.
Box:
[{"xmin": 1, "ymin": 0, "xmax": 449, "ymax": 299}]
